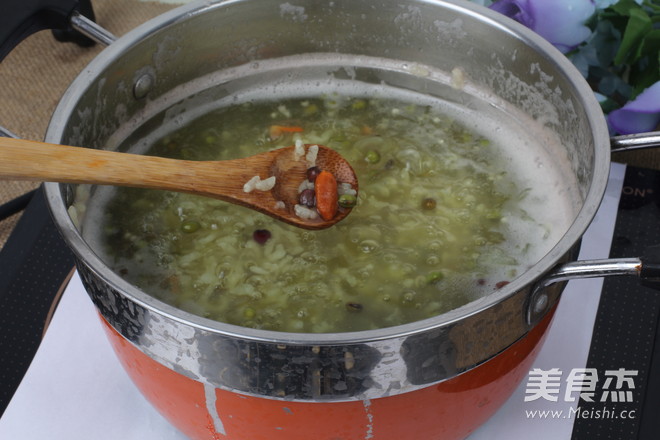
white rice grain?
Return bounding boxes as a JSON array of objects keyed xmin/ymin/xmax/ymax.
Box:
[
  {"xmin": 306, "ymin": 144, "xmax": 319, "ymax": 167},
  {"xmin": 244, "ymin": 175, "xmax": 276, "ymax": 192},
  {"xmin": 338, "ymin": 182, "xmax": 357, "ymax": 196},
  {"xmin": 243, "ymin": 176, "xmax": 260, "ymax": 193},
  {"xmin": 277, "ymin": 104, "xmax": 292, "ymax": 118},
  {"xmin": 298, "ymin": 180, "xmax": 314, "ymax": 193},
  {"xmin": 294, "ymin": 139, "xmax": 305, "ymax": 160},
  {"xmin": 294, "ymin": 204, "xmax": 318, "ymax": 219},
  {"xmin": 255, "ymin": 176, "xmax": 276, "ymax": 191},
  {"xmin": 249, "ymin": 265, "xmax": 269, "ymax": 275}
]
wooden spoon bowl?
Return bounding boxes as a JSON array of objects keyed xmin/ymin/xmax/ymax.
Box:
[{"xmin": 0, "ymin": 138, "xmax": 358, "ymax": 229}]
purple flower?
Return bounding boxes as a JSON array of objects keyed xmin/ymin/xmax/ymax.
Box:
[
  {"xmin": 608, "ymin": 81, "xmax": 660, "ymax": 135},
  {"xmin": 490, "ymin": 0, "xmax": 596, "ymax": 53}
]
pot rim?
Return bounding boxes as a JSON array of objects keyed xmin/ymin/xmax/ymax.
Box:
[{"xmin": 43, "ymin": 0, "xmax": 611, "ymax": 345}]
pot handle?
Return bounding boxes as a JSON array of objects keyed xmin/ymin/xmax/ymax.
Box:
[
  {"xmin": 527, "ymin": 248, "xmax": 660, "ymax": 325},
  {"xmin": 0, "ymin": 0, "xmax": 102, "ymax": 62},
  {"xmin": 611, "ymin": 131, "xmax": 660, "ymax": 153}
]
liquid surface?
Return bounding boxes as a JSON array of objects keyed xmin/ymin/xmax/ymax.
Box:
[{"xmin": 80, "ymin": 90, "xmax": 576, "ymax": 333}]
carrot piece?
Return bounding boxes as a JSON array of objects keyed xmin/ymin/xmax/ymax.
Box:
[
  {"xmin": 279, "ymin": 125, "xmax": 304, "ymax": 132},
  {"xmin": 360, "ymin": 125, "xmax": 374, "ymax": 135},
  {"xmin": 314, "ymin": 171, "xmax": 338, "ymax": 221},
  {"xmin": 269, "ymin": 125, "xmax": 304, "ymax": 138}
]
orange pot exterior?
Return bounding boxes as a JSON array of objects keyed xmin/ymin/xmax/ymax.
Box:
[{"xmin": 101, "ymin": 308, "xmax": 555, "ymax": 440}]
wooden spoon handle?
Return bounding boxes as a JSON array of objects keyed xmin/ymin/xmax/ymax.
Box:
[
  {"xmin": 0, "ymin": 137, "xmax": 183, "ymax": 185},
  {"xmin": 0, "ymin": 137, "xmax": 249, "ymax": 195}
]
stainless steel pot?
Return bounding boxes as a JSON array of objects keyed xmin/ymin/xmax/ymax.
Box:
[
  {"xmin": 32, "ymin": 0, "xmax": 660, "ymax": 400},
  {"xmin": 4, "ymin": 0, "xmax": 660, "ymax": 437}
]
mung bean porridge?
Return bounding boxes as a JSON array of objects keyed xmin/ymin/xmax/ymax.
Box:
[{"xmin": 77, "ymin": 88, "xmax": 577, "ymax": 333}]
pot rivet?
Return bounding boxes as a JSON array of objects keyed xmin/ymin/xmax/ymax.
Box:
[
  {"xmin": 533, "ymin": 293, "xmax": 549, "ymax": 315},
  {"xmin": 133, "ymin": 74, "xmax": 154, "ymax": 99}
]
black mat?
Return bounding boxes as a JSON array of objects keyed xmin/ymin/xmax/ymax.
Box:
[
  {"xmin": 0, "ymin": 186, "xmax": 74, "ymax": 417},
  {"xmin": 572, "ymin": 167, "xmax": 660, "ymax": 440}
]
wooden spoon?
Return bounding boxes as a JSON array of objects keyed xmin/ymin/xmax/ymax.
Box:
[{"xmin": 0, "ymin": 138, "xmax": 359, "ymax": 229}]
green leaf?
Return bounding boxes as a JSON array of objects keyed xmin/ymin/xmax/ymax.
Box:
[
  {"xmin": 629, "ymin": 34, "xmax": 660, "ymax": 98},
  {"xmin": 639, "ymin": 29, "xmax": 660, "ymax": 59},
  {"xmin": 630, "ymin": 61, "xmax": 659, "ymax": 98},
  {"xmin": 644, "ymin": 1, "xmax": 660, "ymax": 14},
  {"xmin": 614, "ymin": 7, "xmax": 653, "ymax": 65},
  {"xmin": 612, "ymin": 0, "xmax": 644, "ymax": 16}
]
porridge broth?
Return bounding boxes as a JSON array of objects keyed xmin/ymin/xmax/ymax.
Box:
[{"xmin": 80, "ymin": 90, "xmax": 577, "ymax": 333}]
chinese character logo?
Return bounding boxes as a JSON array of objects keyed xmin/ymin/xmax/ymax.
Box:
[
  {"xmin": 565, "ymin": 368, "xmax": 599, "ymax": 402},
  {"xmin": 524, "ymin": 368, "xmax": 638, "ymax": 403},
  {"xmin": 600, "ymin": 368, "xmax": 637, "ymax": 403},
  {"xmin": 525, "ymin": 368, "xmax": 562, "ymax": 402}
]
